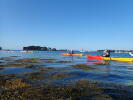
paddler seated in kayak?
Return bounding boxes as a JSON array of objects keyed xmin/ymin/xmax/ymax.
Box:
[
  {"xmin": 103, "ymin": 50, "xmax": 110, "ymax": 57},
  {"xmin": 70, "ymin": 50, "xmax": 74, "ymax": 54}
]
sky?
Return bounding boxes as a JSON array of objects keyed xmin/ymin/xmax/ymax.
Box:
[{"xmin": 0, "ymin": 0, "xmax": 133, "ymax": 50}]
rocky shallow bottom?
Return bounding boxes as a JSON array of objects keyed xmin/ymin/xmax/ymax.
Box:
[{"xmin": 0, "ymin": 57, "xmax": 133, "ymax": 100}]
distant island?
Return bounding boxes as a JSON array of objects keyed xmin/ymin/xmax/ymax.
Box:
[
  {"xmin": 23, "ymin": 46, "xmax": 68, "ymax": 51},
  {"xmin": 23, "ymin": 46, "xmax": 57, "ymax": 51},
  {"xmin": 0, "ymin": 46, "xmax": 133, "ymax": 53}
]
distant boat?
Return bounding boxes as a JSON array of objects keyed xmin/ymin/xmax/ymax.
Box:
[
  {"xmin": 20, "ymin": 51, "xmax": 33, "ymax": 53},
  {"xmin": 129, "ymin": 52, "xmax": 133, "ymax": 56},
  {"xmin": 80, "ymin": 50, "xmax": 86, "ymax": 53},
  {"xmin": 115, "ymin": 51, "xmax": 123, "ymax": 53},
  {"xmin": 3, "ymin": 50, "xmax": 13, "ymax": 53}
]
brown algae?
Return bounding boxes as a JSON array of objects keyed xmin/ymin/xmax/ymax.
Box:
[
  {"xmin": 52, "ymin": 73, "xmax": 73, "ymax": 79},
  {"xmin": 72, "ymin": 64, "xmax": 97, "ymax": 70},
  {"xmin": 0, "ymin": 80, "xmax": 118, "ymax": 100},
  {"xmin": 0, "ymin": 63, "xmax": 47, "ymax": 68},
  {"xmin": 4, "ymin": 79, "xmax": 30, "ymax": 90},
  {"xmin": 0, "ymin": 57, "xmax": 133, "ymax": 100}
]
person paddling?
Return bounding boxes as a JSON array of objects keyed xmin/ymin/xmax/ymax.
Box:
[
  {"xmin": 103, "ymin": 50, "xmax": 110, "ymax": 57},
  {"xmin": 129, "ymin": 52, "xmax": 133, "ymax": 56},
  {"xmin": 70, "ymin": 50, "xmax": 74, "ymax": 54}
]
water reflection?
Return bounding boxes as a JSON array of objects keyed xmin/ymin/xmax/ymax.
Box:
[{"xmin": 87, "ymin": 60, "xmax": 110, "ymax": 65}]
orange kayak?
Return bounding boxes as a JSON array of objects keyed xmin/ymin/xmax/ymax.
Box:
[{"xmin": 61, "ymin": 53, "xmax": 83, "ymax": 56}]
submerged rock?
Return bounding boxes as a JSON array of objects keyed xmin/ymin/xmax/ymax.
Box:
[
  {"xmin": 72, "ymin": 64, "xmax": 97, "ymax": 71},
  {"xmin": 40, "ymin": 58, "xmax": 56, "ymax": 63},
  {"xmin": 0, "ymin": 57, "xmax": 14, "ymax": 61},
  {"xmin": 3, "ymin": 79, "xmax": 30, "ymax": 90},
  {"xmin": 15, "ymin": 58, "xmax": 56, "ymax": 63},
  {"xmin": 52, "ymin": 73, "xmax": 73, "ymax": 79},
  {"xmin": 0, "ymin": 63, "xmax": 47, "ymax": 68},
  {"xmin": 10, "ymin": 56, "xmax": 20, "ymax": 57},
  {"xmin": 0, "ymin": 79, "xmax": 132, "ymax": 100},
  {"xmin": 0, "ymin": 57, "xmax": 133, "ymax": 100},
  {"xmin": 15, "ymin": 58, "xmax": 40, "ymax": 63},
  {"xmin": 55, "ymin": 60, "xmax": 72, "ymax": 63},
  {"xmin": 0, "ymin": 66, "xmax": 133, "ymax": 100},
  {"xmin": 0, "ymin": 68, "xmax": 4, "ymax": 71}
]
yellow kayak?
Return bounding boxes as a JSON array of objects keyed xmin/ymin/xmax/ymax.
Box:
[
  {"xmin": 87, "ymin": 55, "xmax": 133, "ymax": 62},
  {"xmin": 20, "ymin": 51, "xmax": 33, "ymax": 53},
  {"xmin": 103, "ymin": 57, "xmax": 133, "ymax": 62}
]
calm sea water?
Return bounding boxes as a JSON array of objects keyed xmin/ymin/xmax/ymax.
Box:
[{"xmin": 0, "ymin": 50, "xmax": 133, "ymax": 86}]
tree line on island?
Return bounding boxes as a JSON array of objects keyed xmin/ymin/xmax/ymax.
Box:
[
  {"xmin": 0, "ymin": 46, "xmax": 133, "ymax": 53},
  {"xmin": 23, "ymin": 46, "xmax": 67, "ymax": 51}
]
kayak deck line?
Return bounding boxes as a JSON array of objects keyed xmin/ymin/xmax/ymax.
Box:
[{"xmin": 86, "ymin": 54, "xmax": 133, "ymax": 62}]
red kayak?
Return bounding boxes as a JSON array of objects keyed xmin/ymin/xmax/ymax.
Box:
[
  {"xmin": 86, "ymin": 54, "xmax": 103, "ymax": 60},
  {"xmin": 86, "ymin": 54, "xmax": 133, "ymax": 62}
]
